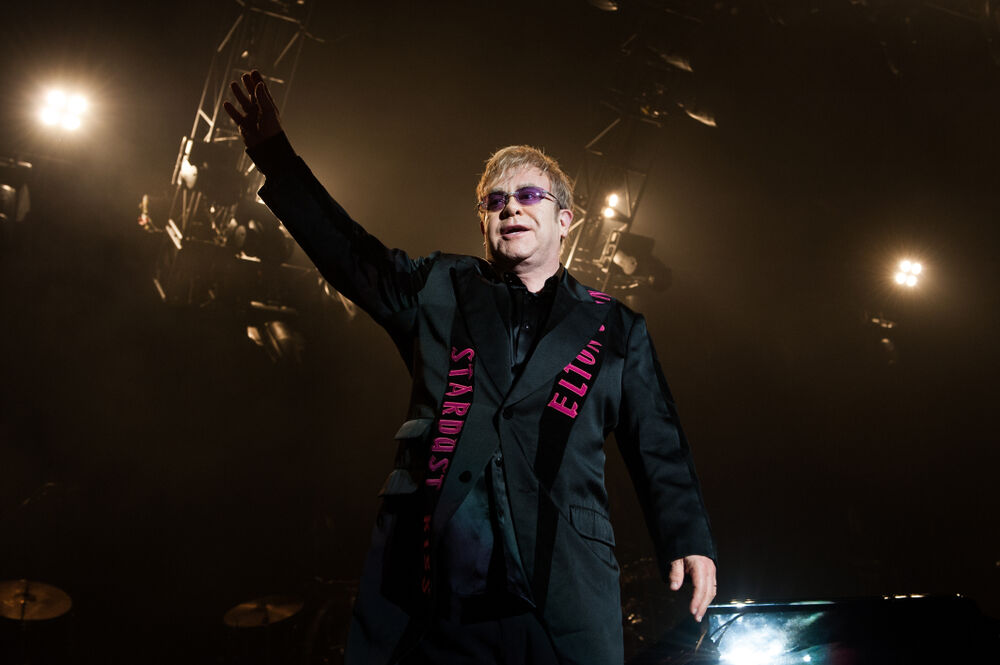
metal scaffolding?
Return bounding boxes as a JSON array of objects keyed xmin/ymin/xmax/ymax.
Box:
[
  {"xmin": 562, "ymin": 113, "xmax": 655, "ymax": 295},
  {"xmin": 156, "ymin": 0, "xmax": 321, "ymax": 308}
]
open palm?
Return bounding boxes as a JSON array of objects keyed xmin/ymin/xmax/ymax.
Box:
[{"xmin": 223, "ymin": 70, "xmax": 282, "ymax": 149}]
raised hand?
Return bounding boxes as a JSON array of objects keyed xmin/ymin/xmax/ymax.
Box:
[{"xmin": 223, "ymin": 70, "xmax": 282, "ymax": 149}]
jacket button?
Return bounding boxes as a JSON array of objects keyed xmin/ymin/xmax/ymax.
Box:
[
  {"xmin": 458, "ymin": 470, "xmax": 472, "ymax": 482},
  {"xmin": 494, "ymin": 453, "xmax": 503, "ymax": 467},
  {"xmin": 502, "ymin": 407, "xmax": 513, "ymax": 419}
]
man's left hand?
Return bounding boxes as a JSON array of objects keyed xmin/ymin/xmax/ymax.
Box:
[{"xmin": 668, "ymin": 555, "xmax": 717, "ymax": 623}]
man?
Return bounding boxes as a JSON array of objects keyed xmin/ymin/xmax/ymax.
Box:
[{"xmin": 225, "ymin": 70, "xmax": 716, "ymax": 665}]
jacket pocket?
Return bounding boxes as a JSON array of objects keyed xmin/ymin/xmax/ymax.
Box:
[
  {"xmin": 570, "ymin": 505, "xmax": 618, "ymax": 570},
  {"xmin": 569, "ymin": 505, "xmax": 617, "ymax": 547},
  {"xmin": 378, "ymin": 418, "xmax": 434, "ymax": 497}
]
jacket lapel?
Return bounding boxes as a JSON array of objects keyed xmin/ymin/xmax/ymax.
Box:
[
  {"xmin": 505, "ymin": 272, "xmax": 608, "ymax": 406},
  {"xmin": 452, "ymin": 262, "xmax": 512, "ymax": 396}
]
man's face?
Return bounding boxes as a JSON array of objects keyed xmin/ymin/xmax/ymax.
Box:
[{"xmin": 479, "ymin": 166, "xmax": 572, "ymax": 272}]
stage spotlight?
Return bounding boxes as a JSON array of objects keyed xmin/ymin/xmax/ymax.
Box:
[
  {"xmin": 894, "ymin": 259, "xmax": 922, "ymax": 288},
  {"xmin": 602, "ymin": 206, "xmax": 616, "ymax": 218},
  {"xmin": 609, "ymin": 232, "xmax": 672, "ymax": 291},
  {"xmin": 607, "ymin": 193, "xmax": 619, "ymax": 207},
  {"xmin": 40, "ymin": 107, "xmax": 59, "ymax": 126},
  {"xmin": 67, "ymin": 95, "xmax": 87, "ymax": 115},
  {"xmin": 612, "ymin": 248, "xmax": 638, "ymax": 275},
  {"xmin": 39, "ymin": 88, "xmax": 88, "ymax": 132},
  {"xmin": 180, "ymin": 139, "xmax": 244, "ymax": 205}
]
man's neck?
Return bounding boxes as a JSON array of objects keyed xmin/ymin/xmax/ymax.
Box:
[{"xmin": 496, "ymin": 261, "xmax": 560, "ymax": 293}]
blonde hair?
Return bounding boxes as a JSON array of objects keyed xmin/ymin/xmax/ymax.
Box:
[{"xmin": 476, "ymin": 145, "xmax": 574, "ymax": 217}]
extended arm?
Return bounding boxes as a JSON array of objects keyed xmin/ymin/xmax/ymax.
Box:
[
  {"xmin": 224, "ymin": 71, "xmax": 433, "ymax": 334},
  {"xmin": 615, "ymin": 314, "xmax": 717, "ymax": 621}
]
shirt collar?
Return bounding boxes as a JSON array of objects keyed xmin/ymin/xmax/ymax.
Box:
[{"xmin": 491, "ymin": 264, "xmax": 564, "ymax": 295}]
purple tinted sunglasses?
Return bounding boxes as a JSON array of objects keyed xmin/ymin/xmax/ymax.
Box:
[{"xmin": 478, "ymin": 186, "xmax": 563, "ymax": 213}]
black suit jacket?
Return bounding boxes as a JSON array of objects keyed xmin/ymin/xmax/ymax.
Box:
[{"xmin": 249, "ymin": 134, "xmax": 715, "ymax": 665}]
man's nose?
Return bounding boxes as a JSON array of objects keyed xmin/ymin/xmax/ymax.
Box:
[{"xmin": 500, "ymin": 193, "xmax": 521, "ymax": 217}]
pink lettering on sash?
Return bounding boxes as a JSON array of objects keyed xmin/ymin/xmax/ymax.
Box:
[
  {"xmin": 442, "ymin": 401, "xmax": 470, "ymax": 416},
  {"xmin": 438, "ymin": 420, "xmax": 464, "ymax": 435},
  {"xmin": 451, "ymin": 346, "xmax": 475, "ymax": 362},
  {"xmin": 546, "ymin": 328, "xmax": 607, "ymax": 419},
  {"xmin": 558, "ymin": 377, "xmax": 588, "ymax": 397},
  {"xmin": 425, "ymin": 348, "xmax": 475, "ymax": 490},
  {"xmin": 422, "ymin": 345, "xmax": 477, "ymax": 596},
  {"xmin": 432, "ymin": 437, "xmax": 456, "ymax": 452},
  {"xmin": 564, "ymin": 362, "xmax": 592, "ymax": 380},
  {"xmin": 548, "ymin": 393, "xmax": 580, "ymax": 419},
  {"xmin": 422, "ymin": 514, "xmax": 432, "ymax": 580}
]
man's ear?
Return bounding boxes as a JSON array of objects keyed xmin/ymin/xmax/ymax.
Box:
[{"xmin": 558, "ymin": 208, "xmax": 573, "ymax": 239}]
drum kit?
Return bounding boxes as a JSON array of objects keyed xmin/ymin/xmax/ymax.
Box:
[
  {"xmin": 0, "ymin": 557, "xmax": 695, "ymax": 664},
  {"xmin": 0, "ymin": 577, "xmax": 356, "ymax": 665},
  {"xmin": 0, "ymin": 526, "xmax": 681, "ymax": 665}
]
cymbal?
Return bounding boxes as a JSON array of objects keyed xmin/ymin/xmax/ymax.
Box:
[
  {"xmin": 223, "ymin": 595, "xmax": 304, "ymax": 628},
  {"xmin": 0, "ymin": 579, "xmax": 72, "ymax": 621}
]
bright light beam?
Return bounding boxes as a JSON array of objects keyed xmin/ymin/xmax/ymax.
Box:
[
  {"xmin": 40, "ymin": 107, "xmax": 60, "ymax": 125},
  {"xmin": 720, "ymin": 624, "xmax": 787, "ymax": 665},
  {"xmin": 894, "ymin": 258, "xmax": 923, "ymax": 288},
  {"xmin": 39, "ymin": 87, "xmax": 88, "ymax": 132}
]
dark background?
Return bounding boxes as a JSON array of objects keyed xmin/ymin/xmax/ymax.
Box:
[{"xmin": 1, "ymin": 1, "xmax": 998, "ymax": 662}]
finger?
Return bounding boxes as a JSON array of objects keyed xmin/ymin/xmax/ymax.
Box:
[
  {"xmin": 230, "ymin": 80, "xmax": 252, "ymax": 112},
  {"xmin": 251, "ymin": 71, "xmax": 275, "ymax": 112},
  {"xmin": 690, "ymin": 566, "xmax": 716, "ymax": 622},
  {"xmin": 254, "ymin": 82, "xmax": 272, "ymax": 115},
  {"xmin": 668, "ymin": 559, "xmax": 684, "ymax": 591},
  {"xmin": 256, "ymin": 80, "xmax": 277, "ymax": 115},
  {"xmin": 222, "ymin": 100, "xmax": 245, "ymax": 126},
  {"xmin": 242, "ymin": 72, "xmax": 256, "ymax": 103},
  {"xmin": 690, "ymin": 576, "xmax": 711, "ymax": 621}
]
